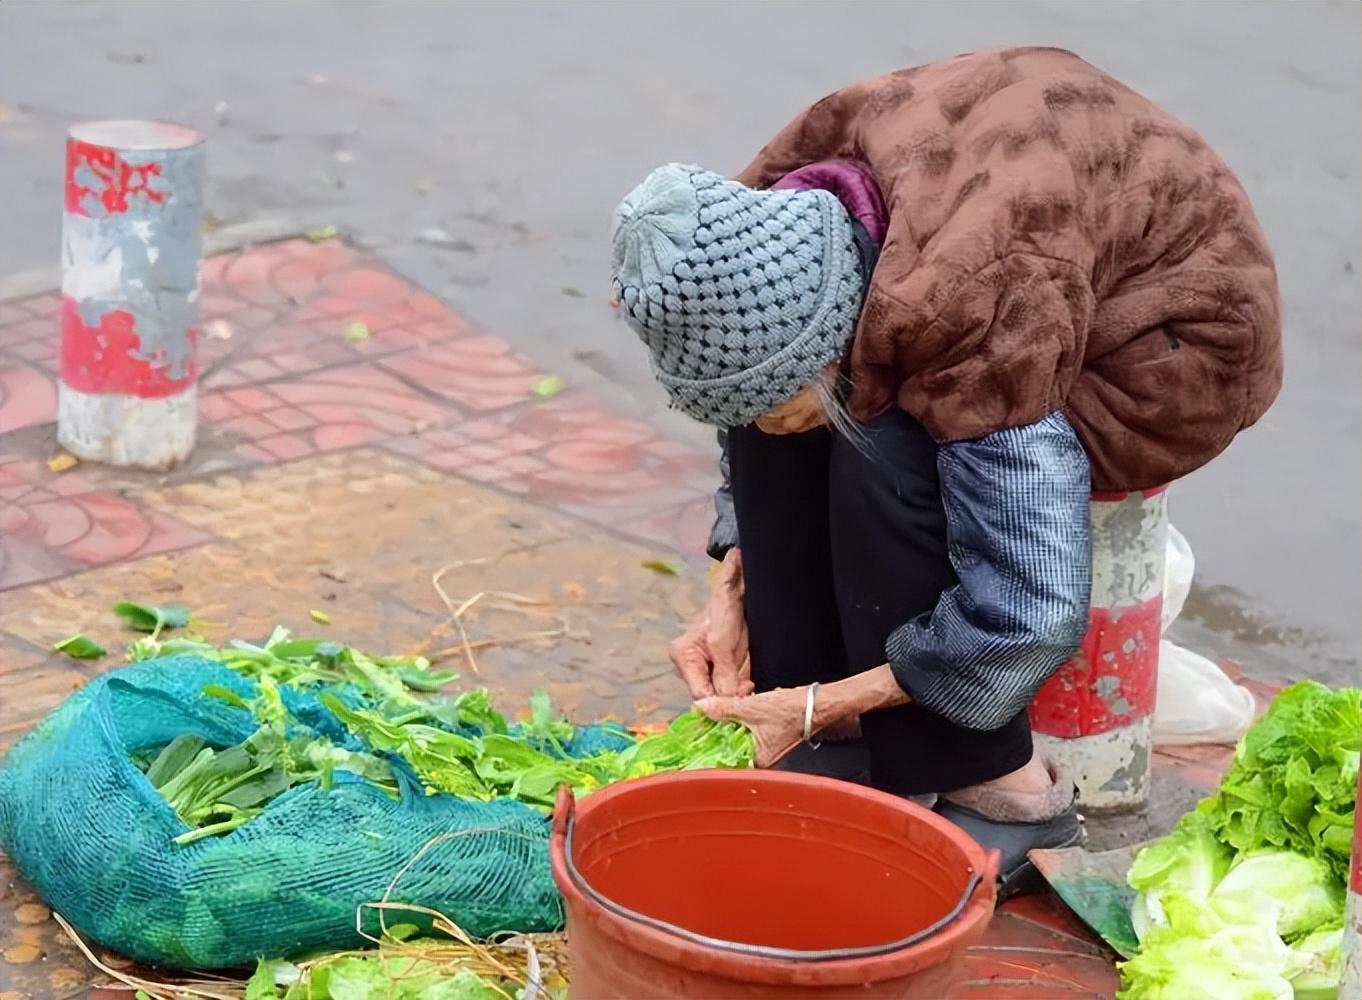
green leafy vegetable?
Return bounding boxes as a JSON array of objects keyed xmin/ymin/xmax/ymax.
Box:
[
  {"xmin": 1119, "ymin": 894, "xmax": 1296, "ymax": 999},
  {"xmin": 1211, "ymin": 850, "xmax": 1343, "ymax": 940},
  {"xmin": 53, "ymin": 634, "xmax": 106, "ymax": 659},
  {"xmin": 115, "ymin": 616, "xmax": 754, "ymax": 838},
  {"xmin": 140, "ymin": 680, "xmax": 397, "ymax": 844},
  {"xmin": 394, "ymin": 666, "xmax": 461, "ymax": 692},
  {"xmin": 246, "ymin": 945, "xmax": 566, "ymax": 999},
  {"xmin": 144, "ymin": 735, "xmax": 207, "ymax": 788},
  {"xmin": 1128, "ymin": 810, "xmax": 1232, "ymax": 942},
  {"xmin": 531, "ymin": 374, "xmax": 565, "ymax": 398},
  {"xmin": 114, "ymin": 601, "xmax": 190, "ymax": 635},
  {"xmin": 1288, "ymin": 925, "xmax": 1345, "ymax": 1000},
  {"xmin": 527, "ymin": 689, "xmax": 574, "ymax": 747},
  {"xmin": 1204, "ymin": 681, "xmax": 1360, "ymax": 878},
  {"xmin": 319, "ymin": 696, "xmax": 752, "ymax": 813},
  {"xmin": 1122, "ymin": 682, "xmax": 1358, "ymax": 999}
]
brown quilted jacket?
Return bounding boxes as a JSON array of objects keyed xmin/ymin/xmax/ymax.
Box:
[{"xmin": 737, "ymin": 47, "xmax": 1282, "ymax": 491}]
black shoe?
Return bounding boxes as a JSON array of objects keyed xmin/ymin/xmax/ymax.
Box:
[{"xmin": 933, "ymin": 797, "xmax": 1084, "ymax": 901}]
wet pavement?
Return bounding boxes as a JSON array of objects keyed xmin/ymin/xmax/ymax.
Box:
[
  {"xmin": 0, "ymin": 1, "xmax": 1358, "ymax": 685},
  {"xmin": 0, "ymin": 237, "xmax": 1277, "ymax": 998}
]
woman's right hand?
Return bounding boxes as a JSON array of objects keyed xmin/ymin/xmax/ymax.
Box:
[{"xmin": 669, "ymin": 548, "xmax": 752, "ymax": 699}]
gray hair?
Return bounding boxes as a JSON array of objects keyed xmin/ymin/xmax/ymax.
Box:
[{"xmin": 812, "ymin": 367, "xmax": 871, "ymax": 452}]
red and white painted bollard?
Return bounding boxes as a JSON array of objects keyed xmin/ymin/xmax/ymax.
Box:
[
  {"xmin": 1030, "ymin": 488, "xmax": 1168, "ymax": 811},
  {"xmin": 1342, "ymin": 768, "xmax": 1361, "ymax": 997},
  {"xmin": 58, "ymin": 121, "xmax": 204, "ymax": 469}
]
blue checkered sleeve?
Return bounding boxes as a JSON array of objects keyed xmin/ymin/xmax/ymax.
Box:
[{"xmin": 886, "ymin": 413, "xmax": 1092, "ymax": 730}]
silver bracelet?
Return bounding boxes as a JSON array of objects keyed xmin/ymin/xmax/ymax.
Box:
[{"xmin": 803, "ymin": 682, "xmax": 822, "ymax": 749}]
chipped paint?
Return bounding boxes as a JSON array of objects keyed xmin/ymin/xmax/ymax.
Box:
[
  {"xmin": 57, "ymin": 122, "xmax": 203, "ymax": 469},
  {"xmin": 1036, "ymin": 718, "xmax": 1154, "ymax": 812},
  {"xmin": 58, "ymin": 385, "xmax": 197, "ymax": 470},
  {"xmin": 1031, "ymin": 489, "xmax": 1168, "ymax": 811}
]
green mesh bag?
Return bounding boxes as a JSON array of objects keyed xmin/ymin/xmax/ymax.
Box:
[{"xmin": 0, "ymin": 657, "xmax": 579, "ymax": 968}]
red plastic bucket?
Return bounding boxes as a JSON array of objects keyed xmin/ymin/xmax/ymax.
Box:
[{"xmin": 549, "ymin": 770, "xmax": 998, "ymax": 999}]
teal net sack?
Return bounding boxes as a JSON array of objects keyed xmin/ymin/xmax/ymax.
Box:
[{"xmin": 0, "ymin": 657, "xmax": 601, "ymax": 968}]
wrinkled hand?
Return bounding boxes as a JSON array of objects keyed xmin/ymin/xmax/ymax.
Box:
[
  {"xmin": 668, "ymin": 549, "xmax": 751, "ymax": 699},
  {"xmin": 696, "ymin": 686, "xmax": 809, "ymax": 768}
]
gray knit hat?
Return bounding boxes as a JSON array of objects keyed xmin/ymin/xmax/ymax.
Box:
[{"xmin": 610, "ymin": 164, "xmax": 864, "ymax": 428}]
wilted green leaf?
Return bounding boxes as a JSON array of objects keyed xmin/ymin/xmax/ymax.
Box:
[
  {"xmin": 114, "ymin": 601, "xmax": 190, "ymax": 634},
  {"xmin": 202, "ymin": 684, "xmax": 251, "ymax": 710},
  {"xmin": 309, "ymin": 609, "xmax": 332, "ymax": 626},
  {"xmin": 531, "ymin": 375, "xmax": 565, "ymax": 398},
  {"xmin": 641, "ymin": 559, "xmax": 681, "ymax": 576},
  {"xmin": 53, "ymin": 634, "xmax": 106, "ymax": 659},
  {"xmin": 396, "ymin": 666, "xmax": 460, "ymax": 692}
]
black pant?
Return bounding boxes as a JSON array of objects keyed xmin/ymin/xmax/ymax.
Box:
[{"xmin": 727, "ymin": 409, "xmax": 1033, "ymax": 795}]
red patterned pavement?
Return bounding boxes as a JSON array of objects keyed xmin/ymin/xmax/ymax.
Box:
[
  {"xmin": 0, "ymin": 237, "xmax": 720, "ymax": 590},
  {"xmin": 0, "ymin": 235, "xmax": 1258, "ymax": 997}
]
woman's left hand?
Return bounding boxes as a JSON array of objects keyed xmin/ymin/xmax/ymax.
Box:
[{"xmin": 696, "ymin": 687, "xmax": 810, "ymax": 768}]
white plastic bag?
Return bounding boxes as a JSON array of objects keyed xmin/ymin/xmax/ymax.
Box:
[
  {"xmin": 1153, "ymin": 524, "xmax": 1257, "ymax": 746},
  {"xmin": 1155, "ymin": 640, "xmax": 1258, "ymax": 745},
  {"xmin": 1161, "ymin": 524, "xmax": 1195, "ymax": 631}
]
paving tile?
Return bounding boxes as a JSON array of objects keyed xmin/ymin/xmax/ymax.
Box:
[
  {"xmin": 0, "ymin": 315, "xmax": 59, "ymax": 374},
  {"xmin": 257, "ymin": 432, "xmax": 317, "ymax": 461},
  {"xmin": 617, "ymin": 494, "xmax": 715, "ymax": 554},
  {"xmin": 377, "ymin": 335, "xmax": 545, "ymax": 411},
  {"xmin": 376, "ymin": 391, "xmax": 718, "ymax": 554},
  {"xmin": 0, "ymin": 453, "xmax": 99, "ymax": 503},
  {"xmin": 955, "ymin": 906, "xmax": 1121, "ymax": 998},
  {"xmin": 13, "ymin": 492, "xmax": 210, "ymax": 568},
  {"xmin": 201, "ymin": 365, "xmax": 456, "ymax": 463},
  {"xmin": 0, "ymin": 363, "xmax": 57, "ymax": 433},
  {"xmin": 0, "ymin": 529, "xmax": 82, "ymax": 590},
  {"xmin": 0, "ymin": 303, "xmax": 30, "ymax": 326},
  {"xmin": 0, "ymin": 646, "xmax": 88, "ymax": 748},
  {"xmin": 21, "ymin": 293, "xmax": 61, "ymax": 318},
  {"xmin": 1002, "ymin": 894, "xmax": 1110, "ymax": 949},
  {"xmin": 321, "ymin": 264, "xmax": 414, "ymax": 307}
]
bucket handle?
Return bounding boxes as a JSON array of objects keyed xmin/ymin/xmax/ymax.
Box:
[{"xmin": 557, "ymin": 789, "xmax": 989, "ymax": 963}]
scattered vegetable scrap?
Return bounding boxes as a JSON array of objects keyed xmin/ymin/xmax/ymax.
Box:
[
  {"xmin": 46, "ymin": 452, "xmax": 78, "ymax": 473},
  {"xmin": 53, "ymin": 634, "xmax": 106, "ymax": 660},
  {"xmin": 530, "ymin": 375, "xmax": 565, "ymax": 398},
  {"xmin": 115, "ymin": 601, "xmax": 191, "ymax": 635}
]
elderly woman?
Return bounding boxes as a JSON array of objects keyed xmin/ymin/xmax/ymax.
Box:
[{"xmin": 610, "ymin": 47, "xmax": 1280, "ymax": 896}]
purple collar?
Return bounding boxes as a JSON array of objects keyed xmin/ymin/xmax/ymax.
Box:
[{"xmin": 771, "ymin": 159, "xmax": 888, "ymax": 245}]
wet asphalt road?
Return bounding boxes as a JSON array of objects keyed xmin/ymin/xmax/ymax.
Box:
[{"xmin": 0, "ymin": 1, "xmax": 1357, "ymax": 683}]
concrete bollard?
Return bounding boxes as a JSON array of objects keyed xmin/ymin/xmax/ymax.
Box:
[
  {"xmin": 58, "ymin": 120, "xmax": 205, "ymax": 469},
  {"xmin": 1342, "ymin": 768, "xmax": 1361, "ymax": 998},
  {"xmin": 1030, "ymin": 488, "xmax": 1168, "ymax": 812}
]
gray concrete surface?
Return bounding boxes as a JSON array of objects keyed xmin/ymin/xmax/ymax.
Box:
[{"xmin": 0, "ymin": 1, "xmax": 1357, "ymax": 683}]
